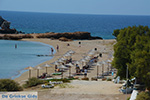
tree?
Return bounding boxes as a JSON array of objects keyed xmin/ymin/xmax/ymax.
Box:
[
  {"xmin": 112, "ymin": 26, "xmax": 150, "ymax": 89},
  {"xmin": 112, "ymin": 29, "xmax": 120, "ymax": 37},
  {"xmin": 136, "ymin": 92, "xmax": 150, "ymax": 100}
]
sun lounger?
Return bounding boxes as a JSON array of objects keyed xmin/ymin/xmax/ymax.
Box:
[
  {"xmin": 49, "ymin": 81, "xmax": 63, "ymax": 84},
  {"xmin": 52, "ymin": 72, "xmax": 62, "ymax": 75},
  {"xmin": 41, "ymin": 84, "xmax": 54, "ymax": 88}
]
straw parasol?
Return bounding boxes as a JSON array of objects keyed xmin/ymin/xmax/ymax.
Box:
[
  {"xmin": 60, "ymin": 57, "xmax": 66, "ymax": 61},
  {"xmin": 58, "ymin": 65, "xmax": 68, "ymax": 79},
  {"xmin": 57, "ymin": 59, "xmax": 65, "ymax": 63},
  {"xmin": 36, "ymin": 66, "xmax": 43, "ymax": 77},
  {"xmin": 58, "ymin": 65, "xmax": 68, "ymax": 69},
  {"xmin": 98, "ymin": 61, "xmax": 106, "ymax": 76},
  {"xmin": 81, "ymin": 59, "xmax": 88, "ymax": 66},
  {"xmin": 101, "ymin": 61, "xmax": 106, "ymax": 76},
  {"xmin": 106, "ymin": 60, "xmax": 112, "ymax": 73},
  {"xmin": 84, "ymin": 56, "xmax": 91, "ymax": 61},
  {"xmin": 63, "ymin": 53, "xmax": 72, "ymax": 59},
  {"xmin": 65, "ymin": 63, "xmax": 74, "ymax": 77},
  {"xmin": 43, "ymin": 64, "xmax": 52, "ymax": 73},
  {"xmin": 24, "ymin": 66, "xmax": 34, "ymax": 79},
  {"xmin": 68, "ymin": 50, "xmax": 75, "ymax": 54},
  {"xmin": 96, "ymin": 63, "xmax": 101, "ymax": 78},
  {"xmin": 51, "ymin": 61, "xmax": 60, "ymax": 65}
]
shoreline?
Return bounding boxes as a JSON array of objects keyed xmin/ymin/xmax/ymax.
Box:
[
  {"xmin": 14, "ymin": 38, "xmax": 116, "ymax": 85},
  {"xmin": 0, "ymin": 40, "xmax": 54, "ymax": 80},
  {"xmin": 11, "ymin": 40, "xmax": 55, "ymax": 80}
]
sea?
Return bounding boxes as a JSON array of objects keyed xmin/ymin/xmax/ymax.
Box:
[{"xmin": 0, "ymin": 10, "xmax": 150, "ymax": 79}]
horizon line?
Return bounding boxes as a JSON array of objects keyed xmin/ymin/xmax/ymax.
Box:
[{"xmin": 1, "ymin": 10, "xmax": 150, "ymax": 16}]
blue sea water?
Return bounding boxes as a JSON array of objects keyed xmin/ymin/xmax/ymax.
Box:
[
  {"xmin": 0, "ymin": 40, "xmax": 54, "ymax": 79},
  {"xmin": 0, "ymin": 11, "xmax": 150, "ymax": 79},
  {"xmin": 1, "ymin": 11, "xmax": 150, "ymax": 39}
]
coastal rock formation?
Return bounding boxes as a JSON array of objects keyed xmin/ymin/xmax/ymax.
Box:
[
  {"xmin": 36, "ymin": 32, "xmax": 103, "ymax": 40},
  {"xmin": 0, "ymin": 16, "xmax": 17, "ymax": 34},
  {"xmin": 0, "ymin": 34, "xmax": 33, "ymax": 40},
  {"xmin": 59, "ymin": 37, "xmax": 73, "ymax": 41},
  {"xmin": 0, "ymin": 32, "xmax": 102, "ymax": 40}
]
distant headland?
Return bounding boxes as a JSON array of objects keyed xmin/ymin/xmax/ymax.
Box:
[{"xmin": 0, "ymin": 32, "xmax": 102, "ymax": 41}]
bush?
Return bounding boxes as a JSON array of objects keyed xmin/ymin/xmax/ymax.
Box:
[
  {"xmin": 136, "ymin": 92, "xmax": 150, "ymax": 100},
  {"xmin": 23, "ymin": 77, "xmax": 45, "ymax": 88},
  {"xmin": 127, "ymin": 97, "xmax": 130, "ymax": 100},
  {"xmin": 91, "ymin": 77, "xmax": 98, "ymax": 81},
  {"xmin": 0, "ymin": 79, "xmax": 23, "ymax": 91},
  {"xmin": 102, "ymin": 78, "xmax": 107, "ymax": 81},
  {"xmin": 107, "ymin": 78, "xmax": 112, "ymax": 81},
  {"xmin": 81, "ymin": 77, "xmax": 89, "ymax": 81}
]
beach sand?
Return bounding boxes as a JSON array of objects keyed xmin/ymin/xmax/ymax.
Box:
[
  {"xmin": 15, "ymin": 39, "xmax": 115, "ymax": 83},
  {"xmin": 14, "ymin": 38, "xmax": 130, "ymax": 100}
]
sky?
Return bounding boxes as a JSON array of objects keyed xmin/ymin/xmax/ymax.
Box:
[{"xmin": 0, "ymin": 0, "xmax": 150, "ymax": 15}]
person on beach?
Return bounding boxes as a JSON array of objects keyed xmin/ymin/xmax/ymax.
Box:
[
  {"xmin": 84, "ymin": 68, "xmax": 87, "ymax": 78},
  {"xmin": 51, "ymin": 48, "xmax": 54, "ymax": 55},
  {"xmin": 79, "ymin": 42, "xmax": 81, "ymax": 47},
  {"xmin": 76, "ymin": 64, "xmax": 80, "ymax": 73},
  {"xmin": 55, "ymin": 65, "xmax": 57, "ymax": 72},
  {"xmin": 15, "ymin": 44, "xmax": 17, "ymax": 49},
  {"xmin": 56, "ymin": 45, "xmax": 59, "ymax": 52}
]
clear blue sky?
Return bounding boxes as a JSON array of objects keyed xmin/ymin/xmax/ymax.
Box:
[{"xmin": 0, "ymin": 0, "xmax": 150, "ymax": 15}]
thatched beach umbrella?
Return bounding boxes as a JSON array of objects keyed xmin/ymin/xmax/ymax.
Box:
[
  {"xmin": 106, "ymin": 60, "xmax": 112, "ymax": 74},
  {"xmin": 51, "ymin": 61, "xmax": 60, "ymax": 65},
  {"xmin": 67, "ymin": 50, "xmax": 75, "ymax": 54},
  {"xmin": 58, "ymin": 65, "xmax": 68, "ymax": 69},
  {"xmin": 60, "ymin": 57, "xmax": 66, "ymax": 61},
  {"xmin": 101, "ymin": 61, "xmax": 106, "ymax": 76},
  {"xmin": 57, "ymin": 59, "xmax": 65, "ymax": 63},
  {"xmin": 58, "ymin": 65, "xmax": 68, "ymax": 79},
  {"xmin": 64, "ymin": 53, "xmax": 72, "ymax": 59},
  {"xmin": 43, "ymin": 64, "xmax": 52, "ymax": 73},
  {"xmin": 36, "ymin": 66, "xmax": 43, "ymax": 77},
  {"xmin": 96, "ymin": 63, "xmax": 101, "ymax": 78},
  {"xmin": 24, "ymin": 66, "xmax": 34, "ymax": 79},
  {"xmin": 65, "ymin": 63, "xmax": 74, "ymax": 77},
  {"xmin": 81, "ymin": 59, "xmax": 88, "ymax": 67}
]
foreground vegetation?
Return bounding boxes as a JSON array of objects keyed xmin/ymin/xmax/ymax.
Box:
[
  {"xmin": 23, "ymin": 77, "xmax": 45, "ymax": 88},
  {"xmin": 0, "ymin": 79, "xmax": 23, "ymax": 91},
  {"xmin": 112, "ymin": 25, "xmax": 150, "ymax": 90},
  {"xmin": 136, "ymin": 92, "xmax": 150, "ymax": 100}
]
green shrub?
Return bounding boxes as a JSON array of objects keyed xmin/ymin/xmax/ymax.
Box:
[
  {"xmin": 107, "ymin": 78, "xmax": 112, "ymax": 81},
  {"xmin": 0, "ymin": 79, "xmax": 23, "ymax": 91},
  {"xmin": 23, "ymin": 77, "xmax": 45, "ymax": 88},
  {"xmin": 136, "ymin": 92, "xmax": 150, "ymax": 100},
  {"xmin": 81, "ymin": 77, "xmax": 89, "ymax": 81},
  {"xmin": 91, "ymin": 77, "xmax": 98, "ymax": 81},
  {"xmin": 102, "ymin": 78, "xmax": 106, "ymax": 81}
]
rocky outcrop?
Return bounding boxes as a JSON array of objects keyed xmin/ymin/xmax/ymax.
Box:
[
  {"xmin": 59, "ymin": 37, "xmax": 73, "ymax": 41},
  {"xmin": 36, "ymin": 32, "xmax": 102, "ymax": 40},
  {"xmin": 0, "ymin": 29, "xmax": 17, "ymax": 34},
  {"xmin": 0, "ymin": 32, "xmax": 102, "ymax": 40},
  {"xmin": 0, "ymin": 34, "xmax": 33, "ymax": 40}
]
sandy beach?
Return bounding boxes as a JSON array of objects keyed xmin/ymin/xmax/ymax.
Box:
[
  {"xmin": 14, "ymin": 38, "xmax": 130, "ymax": 100},
  {"xmin": 15, "ymin": 39, "xmax": 115, "ymax": 83}
]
